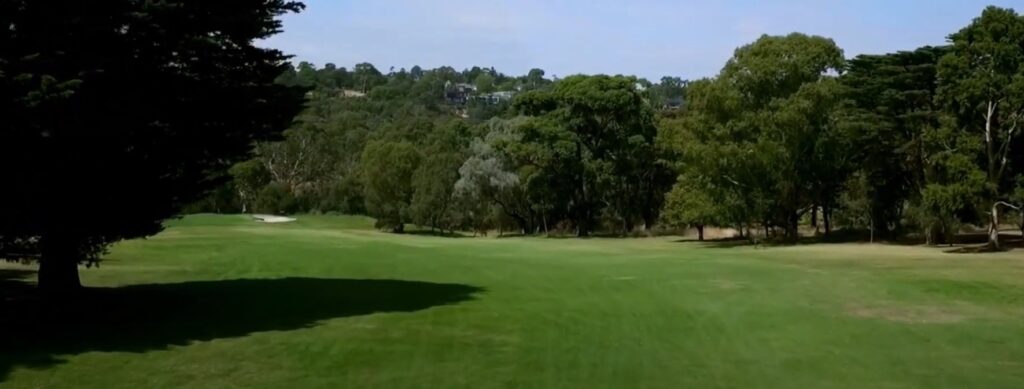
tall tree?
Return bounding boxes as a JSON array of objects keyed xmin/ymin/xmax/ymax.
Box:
[
  {"xmin": 515, "ymin": 75, "xmax": 660, "ymax": 236},
  {"xmin": 0, "ymin": 0, "xmax": 306, "ymax": 291},
  {"xmin": 662, "ymin": 174, "xmax": 721, "ymax": 241},
  {"xmin": 455, "ymin": 118, "xmax": 537, "ymax": 234},
  {"xmin": 841, "ymin": 46, "xmax": 947, "ymax": 239},
  {"xmin": 670, "ymin": 34, "xmax": 848, "ymax": 240},
  {"xmin": 230, "ymin": 160, "xmax": 272, "ymax": 214},
  {"xmin": 353, "ymin": 62, "xmax": 385, "ymax": 92},
  {"xmin": 361, "ymin": 141, "xmax": 421, "ymax": 232},
  {"xmin": 938, "ymin": 6, "xmax": 1024, "ymax": 248},
  {"xmin": 474, "ymin": 72, "xmax": 497, "ymax": 94},
  {"xmin": 411, "ymin": 153, "xmax": 463, "ymax": 232}
]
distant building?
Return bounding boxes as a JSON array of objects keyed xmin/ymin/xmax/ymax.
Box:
[
  {"xmin": 663, "ymin": 96, "xmax": 684, "ymax": 110},
  {"xmin": 476, "ymin": 91, "xmax": 515, "ymax": 105},
  {"xmin": 445, "ymin": 81, "xmax": 477, "ymax": 105},
  {"xmin": 304, "ymin": 89, "xmax": 366, "ymax": 100},
  {"xmin": 341, "ymin": 89, "xmax": 367, "ymax": 98}
]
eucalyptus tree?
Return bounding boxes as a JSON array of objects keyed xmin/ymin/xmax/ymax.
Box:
[
  {"xmin": 937, "ymin": 6, "xmax": 1024, "ymax": 249},
  {"xmin": 672, "ymin": 34, "xmax": 849, "ymax": 240},
  {"xmin": 514, "ymin": 75, "xmax": 662, "ymax": 236}
]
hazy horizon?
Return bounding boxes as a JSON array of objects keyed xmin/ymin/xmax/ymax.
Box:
[{"xmin": 261, "ymin": 0, "xmax": 1014, "ymax": 80}]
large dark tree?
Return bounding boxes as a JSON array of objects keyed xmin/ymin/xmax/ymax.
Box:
[
  {"xmin": 841, "ymin": 46, "xmax": 947, "ymax": 239},
  {"xmin": 514, "ymin": 75, "xmax": 664, "ymax": 236},
  {"xmin": 0, "ymin": 0, "xmax": 307, "ymax": 291}
]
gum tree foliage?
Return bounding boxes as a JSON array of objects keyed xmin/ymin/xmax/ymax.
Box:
[
  {"xmin": 454, "ymin": 118, "xmax": 534, "ymax": 233},
  {"xmin": 937, "ymin": 6, "xmax": 1024, "ymax": 249},
  {"xmin": 361, "ymin": 141, "xmax": 422, "ymax": 233},
  {"xmin": 661, "ymin": 174, "xmax": 721, "ymax": 241},
  {"xmin": 668, "ymin": 33, "xmax": 850, "ymax": 240},
  {"xmin": 514, "ymin": 75, "xmax": 669, "ymax": 236}
]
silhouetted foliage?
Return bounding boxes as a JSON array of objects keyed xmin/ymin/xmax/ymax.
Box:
[{"xmin": 0, "ymin": 1, "xmax": 308, "ymax": 290}]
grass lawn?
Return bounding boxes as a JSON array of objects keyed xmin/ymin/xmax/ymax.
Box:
[{"xmin": 2, "ymin": 214, "xmax": 1024, "ymax": 388}]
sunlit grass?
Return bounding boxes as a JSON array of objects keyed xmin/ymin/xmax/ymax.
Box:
[{"xmin": 2, "ymin": 215, "xmax": 1023, "ymax": 388}]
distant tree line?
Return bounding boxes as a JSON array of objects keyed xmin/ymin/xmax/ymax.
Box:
[
  {"xmin": 191, "ymin": 6, "xmax": 1024, "ymax": 248},
  {"xmin": 661, "ymin": 7, "xmax": 1024, "ymax": 248},
  {"xmin": 189, "ymin": 61, "xmax": 685, "ymax": 236}
]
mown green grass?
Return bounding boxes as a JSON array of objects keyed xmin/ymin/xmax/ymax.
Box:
[{"xmin": 2, "ymin": 214, "xmax": 1024, "ymax": 388}]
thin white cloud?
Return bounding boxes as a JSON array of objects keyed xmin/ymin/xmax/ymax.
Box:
[{"xmin": 262, "ymin": 0, "xmax": 1004, "ymax": 79}]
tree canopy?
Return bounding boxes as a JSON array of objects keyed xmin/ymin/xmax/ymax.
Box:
[
  {"xmin": 7, "ymin": 3, "xmax": 1024, "ymax": 293},
  {"xmin": 0, "ymin": 0, "xmax": 307, "ymax": 290},
  {"xmin": 177, "ymin": 5, "xmax": 1024, "ymax": 252},
  {"xmin": 937, "ymin": 6, "xmax": 1024, "ymax": 248}
]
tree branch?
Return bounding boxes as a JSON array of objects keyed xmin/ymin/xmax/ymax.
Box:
[
  {"xmin": 996, "ymin": 110, "xmax": 1020, "ymax": 181},
  {"xmin": 995, "ymin": 201, "xmax": 1021, "ymax": 211}
]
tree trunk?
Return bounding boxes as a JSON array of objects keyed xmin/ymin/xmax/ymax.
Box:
[
  {"xmin": 989, "ymin": 202, "xmax": 1001, "ymax": 250},
  {"xmin": 811, "ymin": 206, "xmax": 818, "ymax": 232},
  {"xmin": 1019, "ymin": 210, "xmax": 1023, "ymax": 243},
  {"xmin": 642, "ymin": 211, "xmax": 656, "ymax": 234},
  {"xmin": 575, "ymin": 141, "xmax": 589, "ymax": 239},
  {"xmin": 869, "ymin": 216, "xmax": 875, "ymax": 244},
  {"xmin": 823, "ymin": 205, "xmax": 833, "ymax": 236},
  {"xmin": 786, "ymin": 213, "xmax": 800, "ymax": 241},
  {"xmin": 576, "ymin": 219, "xmax": 589, "ymax": 237},
  {"xmin": 38, "ymin": 235, "xmax": 82, "ymax": 293},
  {"xmin": 697, "ymin": 225, "xmax": 705, "ymax": 242}
]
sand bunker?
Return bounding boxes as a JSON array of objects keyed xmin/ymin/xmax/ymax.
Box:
[{"xmin": 252, "ymin": 214, "xmax": 297, "ymax": 223}]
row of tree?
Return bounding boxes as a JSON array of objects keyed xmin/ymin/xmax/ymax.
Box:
[
  {"xmin": 190, "ymin": 59, "xmax": 686, "ymax": 236},
  {"xmin": 662, "ymin": 6, "xmax": 1024, "ymax": 248},
  {"xmin": 194, "ymin": 5, "xmax": 1024, "ymax": 248},
  {"xmin": 5, "ymin": 3, "xmax": 1022, "ymax": 292}
]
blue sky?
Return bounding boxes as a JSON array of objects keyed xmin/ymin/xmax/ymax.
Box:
[{"xmin": 262, "ymin": 0, "xmax": 1020, "ymax": 80}]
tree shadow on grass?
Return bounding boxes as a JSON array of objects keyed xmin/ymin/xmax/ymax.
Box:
[
  {"xmin": 673, "ymin": 230, "xmax": 1023, "ymax": 252},
  {"xmin": 0, "ymin": 274, "xmax": 482, "ymax": 382},
  {"xmin": 674, "ymin": 237, "xmax": 753, "ymax": 248},
  {"xmin": 0, "ymin": 269, "xmax": 35, "ymax": 282},
  {"xmin": 943, "ymin": 233, "xmax": 1023, "ymax": 254},
  {"xmin": 402, "ymin": 229, "xmax": 472, "ymax": 238}
]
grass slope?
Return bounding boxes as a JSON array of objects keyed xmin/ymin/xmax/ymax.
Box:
[{"xmin": 2, "ymin": 214, "xmax": 1023, "ymax": 388}]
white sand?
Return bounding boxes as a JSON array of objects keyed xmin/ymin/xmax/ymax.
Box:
[{"xmin": 252, "ymin": 214, "xmax": 297, "ymax": 223}]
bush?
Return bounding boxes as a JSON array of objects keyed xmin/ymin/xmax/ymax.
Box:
[{"xmin": 255, "ymin": 182, "xmax": 301, "ymax": 215}]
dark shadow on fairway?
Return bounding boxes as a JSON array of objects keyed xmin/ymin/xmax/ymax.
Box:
[
  {"xmin": 0, "ymin": 269, "xmax": 35, "ymax": 282},
  {"xmin": 0, "ymin": 275, "xmax": 482, "ymax": 381},
  {"xmin": 675, "ymin": 230, "xmax": 1024, "ymax": 251},
  {"xmin": 497, "ymin": 232, "xmax": 630, "ymax": 239},
  {"xmin": 402, "ymin": 230, "xmax": 472, "ymax": 238},
  {"xmin": 674, "ymin": 237, "xmax": 753, "ymax": 248},
  {"xmin": 944, "ymin": 233, "xmax": 1023, "ymax": 254}
]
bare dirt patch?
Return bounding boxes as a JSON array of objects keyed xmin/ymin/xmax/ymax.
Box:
[{"xmin": 845, "ymin": 304, "xmax": 968, "ymax": 324}]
